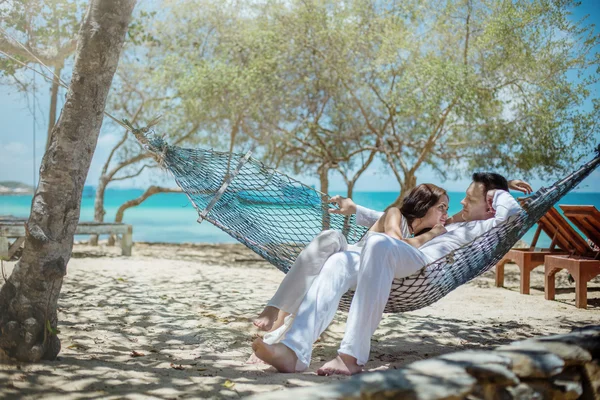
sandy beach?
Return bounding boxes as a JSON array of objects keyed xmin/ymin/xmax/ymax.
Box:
[{"xmin": 1, "ymin": 241, "xmax": 599, "ymax": 399}]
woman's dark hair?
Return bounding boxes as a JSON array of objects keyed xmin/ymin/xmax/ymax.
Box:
[{"xmin": 399, "ymin": 183, "xmax": 448, "ymax": 235}]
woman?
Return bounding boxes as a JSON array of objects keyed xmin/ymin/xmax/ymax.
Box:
[{"xmin": 252, "ymin": 184, "xmax": 449, "ymax": 341}]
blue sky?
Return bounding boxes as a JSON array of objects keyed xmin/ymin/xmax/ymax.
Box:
[{"xmin": 1, "ymin": 1, "xmax": 599, "ymax": 194}]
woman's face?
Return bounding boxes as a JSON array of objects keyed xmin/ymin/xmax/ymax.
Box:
[{"xmin": 419, "ymin": 195, "xmax": 449, "ymax": 228}]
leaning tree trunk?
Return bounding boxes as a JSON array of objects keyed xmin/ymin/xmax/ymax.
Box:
[
  {"xmin": 318, "ymin": 164, "xmax": 331, "ymax": 231},
  {"xmin": 90, "ymin": 176, "xmax": 109, "ymax": 246},
  {"xmin": 107, "ymin": 186, "xmax": 182, "ymax": 246},
  {"xmin": 0, "ymin": 0, "xmax": 136, "ymax": 362},
  {"xmin": 389, "ymin": 173, "xmax": 417, "ymax": 209},
  {"xmin": 46, "ymin": 61, "xmax": 64, "ymax": 151}
]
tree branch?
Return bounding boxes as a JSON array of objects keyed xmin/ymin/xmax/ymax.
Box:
[
  {"xmin": 111, "ymin": 163, "xmax": 154, "ymax": 182},
  {"xmin": 115, "ymin": 186, "xmax": 182, "ymax": 223},
  {"xmin": 0, "ymin": 35, "xmax": 77, "ymax": 68},
  {"xmin": 102, "ymin": 131, "xmax": 129, "ymax": 176}
]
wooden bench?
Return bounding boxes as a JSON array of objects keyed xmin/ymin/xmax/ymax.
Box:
[
  {"xmin": 544, "ymin": 205, "xmax": 600, "ymax": 309},
  {"xmin": 495, "ymin": 205, "xmax": 587, "ymax": 294},
  {"xmin": 0, "ymin": 219, "xmax": 133, "ymax": 259},
  {"xmin": 544, "ymin": 255, "xmax": 600, "ymax": 309}
]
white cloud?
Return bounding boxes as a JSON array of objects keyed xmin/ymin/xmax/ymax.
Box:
[{"xmin": 2, "ymin": 141, "xmax": 29, "ymax": 155}]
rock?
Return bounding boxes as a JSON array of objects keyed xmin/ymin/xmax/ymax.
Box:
[
  {"xmin": 246, "ymin": 368, "xmax": 476, "ymax": 400},
  {"xmin": 403, "ymin": 359, "xmax": 477, "ymax": 399},
  {"xmin": 500, "ymin": 340, "xmax": 592, "ymax": 366},
  {"xmin": 245, "ymin": 327, "xmax": 600, "ymax": 400},
  {"xmin": 439, "ymin": 350, "xmax": 512, "ymax": 368},
  {"xmin": 465, "ymin": 363, "xmax": 519, "ymax": 386},
  {"xmin": 500, "ymin": 371, "xmax": 582, "ymax": 400},
  {"xmin": 583, "ymin": 360, "xmax": 600, "ymax": 399},
  {"xmin": 536, "ymin": 326, "xmax": 600, "ymax": 359},
  {"xmin": 495, "ymin": 349, "xmax": 564, "ymax": 378},
  {"xmin": 504, "ymin": 383, "xmax": 545, "ymax": 400},
  {"xmin": 524, "ymin": 379, "xmax": 582, "ymax": 400}
]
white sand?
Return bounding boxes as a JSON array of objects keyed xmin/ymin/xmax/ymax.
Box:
[{"xmin": 1, "ymin": 242, "xmax": 598, "ymax": 399}]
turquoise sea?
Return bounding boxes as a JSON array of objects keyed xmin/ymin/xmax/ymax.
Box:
[{"xmin": 1, "ymin": 189, "xmax": 599, "ymax": 247}]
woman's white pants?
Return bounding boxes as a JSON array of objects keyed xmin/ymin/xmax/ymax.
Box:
[
  {"xmin": 272, "ymin": 232, "xmax": 430, "ymax": 371},
  {"xmin": 267, "ymin": 229, "xmax": 349, "ymax": 315}
]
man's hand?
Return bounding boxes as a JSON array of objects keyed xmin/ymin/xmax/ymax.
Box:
[
  {"xmin": 486, "ymin": 189, "xmax": 497, "ymax": 216},
  {"xmin": 508, "ymin": 179, "xmax": 533, "ymax": 194},
  {"xmin": 328, "ymin": 195, "xmax": 357, "ymax": 215}
]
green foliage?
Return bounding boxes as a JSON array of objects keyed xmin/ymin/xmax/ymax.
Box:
[
  {"xmin": 45, "ymin": 319, "xmax": 59, "ymax": 336},
  {"xmin": 0, "ymin": 0, "xmax": 83, "ymax": 79},
  {"xmin": 4, "ymin": 0, "xmax": 597, "ymax": 190},
  {"xmin": 153, "ymin": 0, "xmax": 598, "ymax": 188}
]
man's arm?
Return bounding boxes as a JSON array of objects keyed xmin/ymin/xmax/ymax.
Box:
[
  {"xmin": 446, "ymin": 179, "xmax": 532, "ymax": 225},
  {"xmin": 486, "ymin": 189, "xmax": 522, "ymax": 227}
]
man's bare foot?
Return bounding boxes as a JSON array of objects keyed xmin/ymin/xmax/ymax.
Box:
[
  {"xmin": 317, "ymin": 353, "xmax": 363, "ymax": 376},
  {"xmin": 253, "ymin": 306, "xmax": 280, "ymax": 331},
  {"xmin": 252, "ymin": 337, "xmax": 298, "ymax": 373},
  {"xmin": 246, "ymin": 352, "xmax": 266, "ymax": 365}
]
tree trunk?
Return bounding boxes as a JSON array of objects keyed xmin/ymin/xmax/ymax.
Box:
[
  {"xmin": 0, "ymin": 0, "xmax": 136, "ymax": 362},
  {"xmin": 342, "ymin": 182, "xmax": 355, "ymax": 237},
  {"xmin": 46, "ymin": 61, "xmax": 64, "ymax": 151},
  {"xmin": 389, "ymin": 174, "xmax": 417, "ymax": 209},
  {"xmin": 90, "ymin": 177, "xmax": 109, "ymax": 246},
  {"xmin": 319, "ymin": 164, "xmax": 330, "ymax": 230}
]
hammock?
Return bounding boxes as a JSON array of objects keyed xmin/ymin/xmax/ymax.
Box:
[{"xmin": 137, "ymin": 132, "xmax": 600, "ymax": 313}]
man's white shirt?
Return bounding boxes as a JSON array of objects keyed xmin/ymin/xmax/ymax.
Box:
[{"xmin": 355, "ymin": 190, "xmax": 522, "ymax": 263}]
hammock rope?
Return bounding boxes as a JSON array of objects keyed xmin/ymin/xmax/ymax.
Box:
[{"xmin": 140, "ymin": 134, "xmax": 600, "ymax": 313}]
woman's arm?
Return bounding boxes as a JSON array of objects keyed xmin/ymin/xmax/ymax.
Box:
[
  {"xmin": 404, "ymin": 225, "xmax": 446, "ymax": 248},
  {"xmin": 371, "ymin": 208, "xmax": 447, "ymax": 248},
  {"xmin": 369, "ymin": 207, "xmax": 402, "ymax": 237},
  {"xmin": 328, "ymin": 195, "xmax": 383, "ymax": 228}
]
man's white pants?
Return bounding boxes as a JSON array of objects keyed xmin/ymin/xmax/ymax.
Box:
[{"xmin": 279, "ymin": 232, "xmax": 430, "ymax": 371}]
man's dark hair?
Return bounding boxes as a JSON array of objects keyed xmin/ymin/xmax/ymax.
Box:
[{"xmin": 472, "ymin": 172, "xmax": 509, "ymax": 193}]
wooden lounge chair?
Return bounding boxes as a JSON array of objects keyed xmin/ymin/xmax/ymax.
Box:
[
  {"xmin": 495, "ymin": 203, "xmax": 591, "ymax": 294},
  {"xmin": 545, "ymin": 205, "xmax": 600, "ymax": 309}
]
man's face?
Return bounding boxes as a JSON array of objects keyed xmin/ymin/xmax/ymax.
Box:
[{"xmin": 460, "ymin": 182, "xmax": 490, "ymax": 222}]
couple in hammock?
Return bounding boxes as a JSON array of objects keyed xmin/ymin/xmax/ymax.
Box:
[{"xmin": 249, "ymin": 172, "xmax": 532, "ymax": 376}]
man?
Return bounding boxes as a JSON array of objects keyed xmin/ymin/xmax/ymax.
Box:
[{"xmin": 252, "ymin": 173, "xmax": 532, "ymax": 375}]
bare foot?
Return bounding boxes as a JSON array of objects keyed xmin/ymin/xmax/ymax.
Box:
[
  {"xmin": 317, "ymin": 354, "xmax": 363, "ymax": 376},
  {"xmin": 252, "ymin": 337, "xmax": 298, "ymax": 373},
  {"xmin": 253, "ymin": 306, "xmax": 280, "ymax": 331},
  {"xmin": 246, "ymin": 352, "xmax": 266, "ymax": 365}
]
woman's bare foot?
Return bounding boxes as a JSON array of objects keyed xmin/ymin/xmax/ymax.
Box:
[
  {"xmin": 317, "ymin": 353, "xmax": 363, "ymax": 376},
  {"xmin": 253, "ymin": 306, "xmax": 280, "ymax": 331},
  {"xmin": 246, "ymin": 352, "xmax": 266, "ymax": 365},
  {"xmin": 252, "ymin": 337, "xmax": 298, "ymax": 373},
  {"xmin": 253, "ymin": 306, "xmax": 290, "ymax": 332}
]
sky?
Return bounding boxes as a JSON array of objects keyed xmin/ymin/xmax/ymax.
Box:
[{"xmin": 0, "ymin": 0, "xmax": 599, "ymax": 194}]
